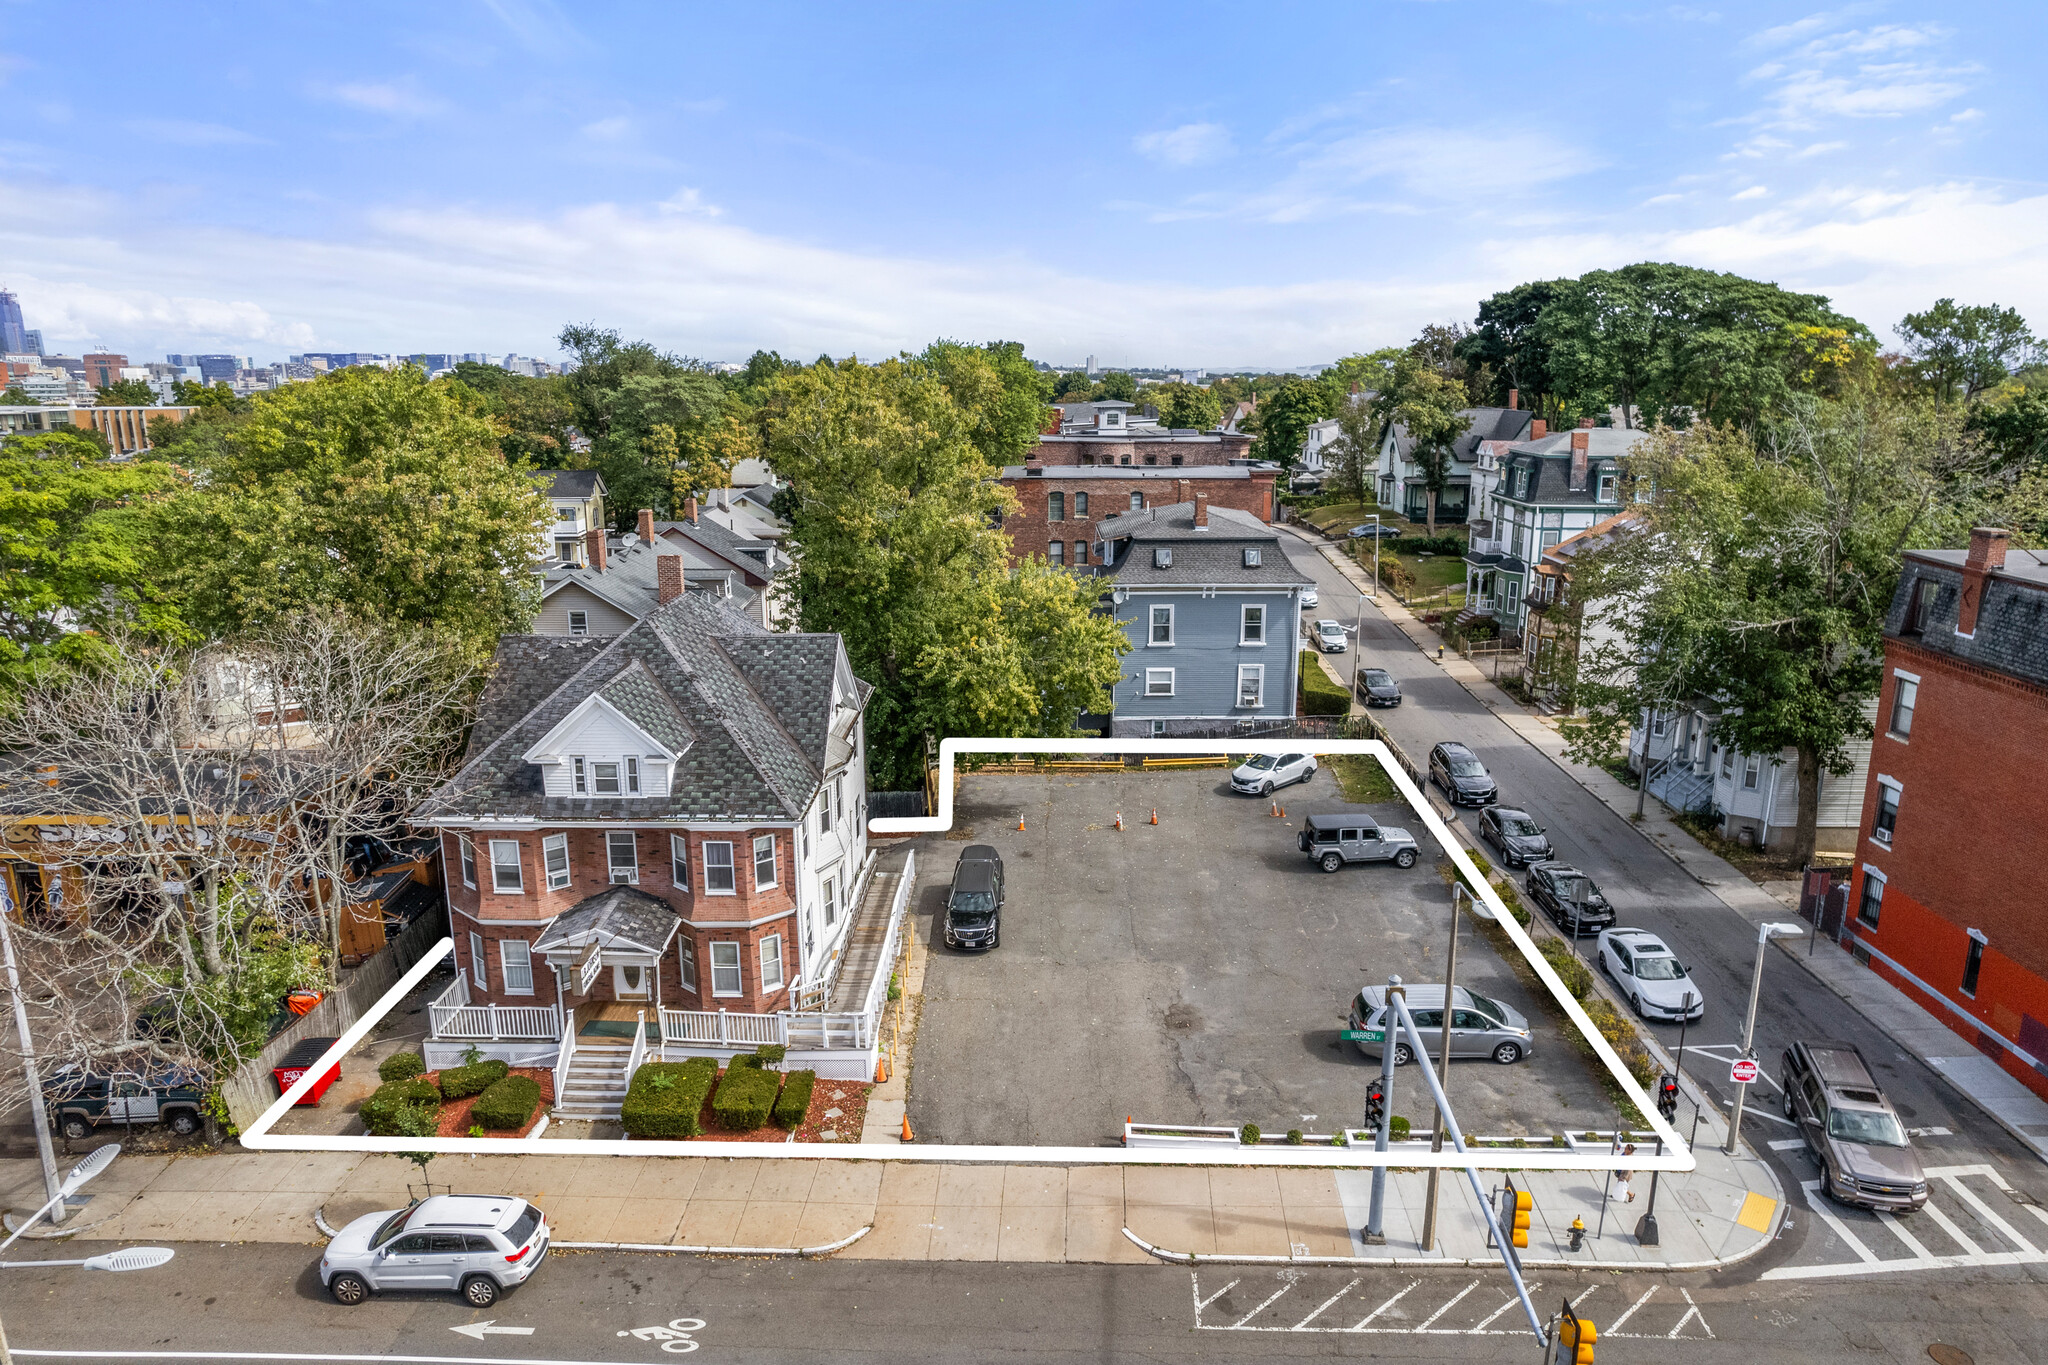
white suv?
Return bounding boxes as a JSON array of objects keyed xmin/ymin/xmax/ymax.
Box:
[{"xmin": 321, "ymin": 1195, "xmax": 549, "ymax": 1308}]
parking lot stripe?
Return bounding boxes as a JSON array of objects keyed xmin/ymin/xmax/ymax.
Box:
[
  {"xmin": 1469, "ymin": 1286, "xmax": 1534, "ymax": 1334},
  {"xmin": 1605, "ymin": 1285, "xmax": 1658, "ymax": 1334},
  {"xmin": 1414, "ymin": 1280, "xmax": 1478, "ymax": 1331},
  {"xmin": 1351, "ymin": 1280, "xmax": 1421, "ymax": 1329},
  {"xmin": 1669, "ymin": 1288, "xmax": 1714, "ymax": 1339},
  {"xmin": 1231, "ymin": 1282, "xmax": 1298, "ymax": 1328},
  {"xmin": 1194, "ymin": 1277, "xmax": 1241, "ymax": 1313},
  {"xmin": 1293, "ymin": 1276, "xmax": 1360, "ymax": 1329}
]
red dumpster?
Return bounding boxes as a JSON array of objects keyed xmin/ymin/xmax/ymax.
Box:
[{"xmin": 274, "ymin": 1036, "xmax": 341, "ymax": 1105}]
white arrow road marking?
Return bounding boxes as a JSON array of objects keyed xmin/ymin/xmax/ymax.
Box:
[{"xmin": 450, "ymin": 1323, "xmax": 534, "ymax": 1341}]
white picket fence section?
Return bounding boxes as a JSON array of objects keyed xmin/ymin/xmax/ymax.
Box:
[{"xmin": 427, "ymin": 975, "xmax": 563, "ymax": 1041}]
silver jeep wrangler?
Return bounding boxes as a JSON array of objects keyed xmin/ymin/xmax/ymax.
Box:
[{"xmin": 1298, "ymin": 813, "xmax": 1420, "ymax": 871}]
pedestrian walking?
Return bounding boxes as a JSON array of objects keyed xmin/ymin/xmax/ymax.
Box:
[{"xmin": 1614, "ymin": 1143, "xmax": 1638, "ymax": 1204}]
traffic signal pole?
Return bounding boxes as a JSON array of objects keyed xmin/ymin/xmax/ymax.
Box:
[
  {"xmin": 1421, "ymin": 885, "xmax": 1463, "ymax": 1251},
  {"xmin": 1386, "ymin": 990, "xmax": 1544, "ymax": 1344},
  {"xmin": 1363, "ymin": 975, "xmax": 1402, "ymax": 1245}
]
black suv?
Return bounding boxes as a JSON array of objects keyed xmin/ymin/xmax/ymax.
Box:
[
  {"xmin": 43, "ymin": 1065, "xmax": 206, "ymax": 1140},
  {"xmin": 1428, "ymin": 742, "xmax": 1497, "ymax": 806},
  {"xmin": 1523, "ymin": 862, "xmax": 1615, "ymax": 936},
  {"xmin": 1477, "ymin": 805, "xmax": 1552, "ymax": 868},
  {"xmin": 944, "ymin": 845, "xmax": 1004, "ymax": 952},
  {"xmin": 1356, "ymin": 668, "xmax": 1403, "ymax": 707}
]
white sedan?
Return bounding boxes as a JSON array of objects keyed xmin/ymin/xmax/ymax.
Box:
[
  {"xmin": 1595, "ymin": 928, "xmax": 1706, "ymax": 1022},
  {"xmin": 1301, "ymin": 586, "xmax": 1320, "ymax": 609},
  {"xmin": 1230, "ymin": 753, "xmax": 1317, "ymax": 796},
  {"xmin": 1311, "ymin": 619, "xmax": 1348, "ymax": 653}
]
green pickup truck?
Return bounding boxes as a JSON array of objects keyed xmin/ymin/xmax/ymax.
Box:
[{"xmin": 42, "ymin": 1066, "xmax": 206, "ymax": 1140}]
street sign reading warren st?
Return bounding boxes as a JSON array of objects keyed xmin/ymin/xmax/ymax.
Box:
[{"xmin": 1341, "ymin": 1029, "xmax": 1384, "ymax": 1043}]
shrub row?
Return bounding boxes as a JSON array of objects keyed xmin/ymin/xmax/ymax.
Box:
[
  {"xmin": 619, "ymin": 1058, "xmax": 719, "ymax": 1139},
  {"xmin": 363, "ymin": 1077, "xmax": 441, "ymax": 1136},
  {"xmin": 1582, "ymin": 997, "xmax": 1660, "ymax": 1088},
  {"xmin": 711, "ymin": 1062, "xmax": 781, "ymax": 1131},
  {"xmin": 1538, "ymin": 938, "xmax": 1594, "ymax": 1000},
  {"xmin": 472, "ymin": 1075, "xmax": 542, "ymax": 1131},
  {"xmin": 772, "ymin": 1070, "xmax": 816, "ymax": 1130},
  {"xmin": 438, "ymin": 1058, "xmax": 510, "ymax": 1100},
  {"xmin": 378, "ymin": 1051, "xmax": 425, "ymax": 1083},
  {"xmin": 1391, "ymin": 533, "xmax": 1465, "ymax": 556},
  {"xmin": 1299, "ymin": 651, "xmax": 1352, "ymax": 717}
]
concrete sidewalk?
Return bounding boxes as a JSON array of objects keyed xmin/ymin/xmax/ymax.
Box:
[{"xmin": 1297, "ymin": 525, "xmax": 2048, "ymax": 1167}]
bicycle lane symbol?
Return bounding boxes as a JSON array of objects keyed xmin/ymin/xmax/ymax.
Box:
[{"xmin": 619, "ymin": 1317, "xmax": 706, "ymax": 1353}]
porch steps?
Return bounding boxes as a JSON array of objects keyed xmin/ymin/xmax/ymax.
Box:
[
  {"xmin": 553, "ymin": 1042, "xmax": 634, "ymax": 1120},
  {"xmin": 826, "ymin": 847, "xmax": 913, "ymax": 1014}
]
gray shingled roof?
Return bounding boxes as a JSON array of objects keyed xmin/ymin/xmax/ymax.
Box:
[
  {"xmin": 542, "ymin": 539, "xmax": 742, "ymax": 621},
  {"xmin": 1097, "ymin": 501, "xmax": 1312, "ymax": 589},
  {"xmin": 1888, "ymin": 548, "xmax": 2048, "ymax": 688},
  {"xmin": 1386, "ymin": 407, "xmax": 1534, "ymax": 463},
  {"xmin": 532, "ymin": 886, "xmax": 679, "ymax": 955},
  {"xmin": 539, "ymin": 469, "xmax": 604, "ymax": 499},
  {"xmin": 653, "ymin": 517, "xmax": 780, "ymax": 579},
  {"xmin": 1496, "ymin": 428, "xmax": 1648, "ymax": 507},
  {"xmin": 417, "ymin": 594, "xmax": 860, "ymax": 824}
]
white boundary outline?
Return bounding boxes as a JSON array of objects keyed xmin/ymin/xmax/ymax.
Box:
[{"xmin": 241, "ymin": 737, "xmax": 1690, "ymax": 1173}]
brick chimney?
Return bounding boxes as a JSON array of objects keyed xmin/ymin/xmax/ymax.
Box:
[
  {"xmin": 584, "ymin": 526, "xmax": 607, "ymax": 573},
  {"xmin": 1530, "ymin": 418, "xmax": 1547, "ymax": 440},
  {"xmin": 1956, "ymin": 526, "xmax": 2011, "ymax": 637},
  {"xmin": 684, "ymin": 495, "xmax": 699, "ymax": 524},
  {"xmin": 1175, "ymin": 477, "xmax": 1189, "ymax": 506},
  {"xmin": 1507, "ymin": 388, "xmax": 1519, "ymax": 410},
  {"xmin": 1569, "ymin": 429, "xmax": 1590, "ymax": 492},
  {"xmin": 637, "ymin": 507, "xmax": 655, "ymax": 545},
  {"xmin": 1194, "ymin": 493, "xmax": 1209, "ymax": 529},
  {"xmin": 658, "ymin": 553, "xmax": 686, "ymax": 605}
]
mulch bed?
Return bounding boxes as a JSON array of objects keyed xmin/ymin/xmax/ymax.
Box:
[
  {"xmin": 625, "ymin": 1070, "xmax": 872, "ymax": 1143},
  {"xmin": 422, "ymin": 1067, "xmax": 554, "ymax": 1139}
]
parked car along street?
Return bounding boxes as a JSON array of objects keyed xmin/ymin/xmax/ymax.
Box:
[
  {"xmin": 943, "ymin": 845, "xmax": 1004, "ymax": 951},
  {"xmin": 1780, "ymin": 1040, "xmax": 1929, "ymax": 1212},
  {"xmin": 42, "ymin": 1065, "xmax": 206, "ymax": 1139},
  {"xmin": 1310, "ymin": 619, "xmax": 1348, "ymax": 652},
  {"xmin": 1355, "ymin": 667, "xmax": 1403, "ymax": 707},
  {"xmin": 1524, "ymin": 861, "xmax": 1616, "ymax": 935},
  {"xmin": 321, "ymin": 1195, "xmax": 551, "ymax": 1308},
  {"xmin": 1595, "ymin": 927, "xmax": 1705, "ymax": 1021},
  {"xmin": 1298, "ymin": 813, "xmax": 1419, "ymax": 871},
  {"xmin": 1428, "ymin": 741, "xmax": 1497, "ymax": 806},
  {"xmin": 1476, "ymin": 804, "xmax": 1550, "ymax": 867},
  {"xmin": 1348, "ymin": 984, "xmax": 1533, "ymax": 1066},
  {"xmin": 1299, "ymin": 586, "xmax": 1319, "ymax": 608},
  {"xmin": 1230, "ymin": 752, "xmax": 1317, "ymax": 795}
]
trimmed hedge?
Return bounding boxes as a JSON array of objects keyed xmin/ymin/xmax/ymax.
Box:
[
  {"xmin": 726, "ymin": 1053, "xmax": 762, "ymax": 1073},
  {"xmin": 711, "ymin": 1063, "xmax": 780, "ymax": 1131},
  {"xmin": 362, "ymin": 1078, "xmax": 441, "ymax": 1136},
  {"xmin": 1538, "ymin": 938, "xmax": 1594, "ymax": 1000},
  {"xmin": 620, "ymin": 1058, "xmax": 718, "ymax": 1139},
  {"xmin": 772, "ymin": 1069, "xmax": 816, "ymax": 1130},
  {"xmin": 472, "ymin": 1075, "xmax": 542, "ymax": 1131},
  {"xmin": 1300, "ymin": 651, "xmax": 1351, "ymax": 717},
  {"xmin": 754, "ymin": 1043, "xmax": 787, "ymax": 1066},
  {"xmin": 378, "ymin": 1051, "xmax": 425, "ymax": 1083},
  {"xmin": 438, "ymin": 1059, "xmax": 509, "ymax": 1100}
]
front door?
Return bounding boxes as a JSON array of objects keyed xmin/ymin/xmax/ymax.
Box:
[{"xmin": 614, "ymin": 962, "xmax": 651, "ymax": 1000}]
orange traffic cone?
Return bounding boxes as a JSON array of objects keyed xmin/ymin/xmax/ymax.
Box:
[
  {"xmin": 1150, "ymin": 808, "xmax": 1158, "ymax": 825},
  {"xmin": 1017, "ymin": 815, "xmax": 1026, "ymax": 831},
  {"xmin": 1278, "ymin": 804, "xmax": 1286, "ymax": 818},
  {"xmin": 875, "ymin": 1059, "xmax": 889, "ymax": 1084},
  {"xmin": 1114, "ymin": 811, "xmax": 1125, "ymax": 831},
  {"xmin": 1270, "ymin": 800, "xmax": 1281, "ymax": 818},
  {"xmin": 901, "ymin": 1114, "xmax": 915, "ymax": 1142}
]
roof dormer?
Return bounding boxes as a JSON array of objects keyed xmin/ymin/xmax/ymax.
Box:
[{"xmin": 522, "ymin": 693, "xmax": 682, "ymax": 798}]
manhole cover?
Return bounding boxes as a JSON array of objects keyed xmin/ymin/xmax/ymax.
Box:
[{"xmin": 1929, "ymin": 1345, "xmax": 1974, "ymax": 1365}]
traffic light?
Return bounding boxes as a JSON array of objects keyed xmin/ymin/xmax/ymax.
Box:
[
  {"xmin": 1500, "ymin": 1184, "xmax": 1532, "ymax": 1249},
  {"xmin": 1364, "ymin": 1078, "xmax": 1386, "ymax": 1133},
  {"xmin": 1657, "ymin": 1073, "xmax": 1680, "ymax": 1121},
  {"xmin": 1554, "ymin": 1315, "xmax": 1596, "ymax": 1365}
]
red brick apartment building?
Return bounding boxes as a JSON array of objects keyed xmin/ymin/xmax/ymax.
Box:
[
  {"xmin": 1002, "ymin": 399, "xmax": 1275, "ymax": 566},
  {"xmin": 1847, "ymin": 528, "xmax": 2048, "ymax": 1101}
]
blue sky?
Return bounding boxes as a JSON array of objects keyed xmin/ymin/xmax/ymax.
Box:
[{"xmin": 3, "ymin": 1, "xmax": 2044, "ymax": 368}]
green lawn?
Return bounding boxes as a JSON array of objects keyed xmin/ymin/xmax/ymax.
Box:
[
  {"xmin": 1325, "ymin": 753, "xmax": 1401, "ymax": 803},
  {"xmin": 1400, "ymin": 553, "xmax": 1469, "ymax": 594},
  {"xmin": 1300, "ymin": 502, "xmax": 1381, "ymax": 532}
]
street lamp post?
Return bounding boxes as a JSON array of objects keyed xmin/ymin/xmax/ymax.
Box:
[
  {"xmin": 0, "ymin": 1143, "xmax": 126, "ymax": 1365},
  {"xmin": 1420, "ymin": 886, "xmax": 1463, "ymax": 1252},
  {"xmin": 1725, "ymin": 922, "xmax": 1805, "ymax": 1155},
  {"xmin": 0, "ymin": 899, "xmax": 63, "ymax": 1226},
  {"xmin": 1369, "ymin": 515, "xmax": 1381, "ymax": 599},
  {"xmin": 1363, "ymin": 975, "xmax": 1402, "ymax": 1245}
]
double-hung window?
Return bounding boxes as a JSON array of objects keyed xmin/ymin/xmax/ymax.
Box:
[
  {"xmin": 1144, "ymin": 667, "xmax": 1174, "ymax": 697},
  {"xmin": 1048, "ymin": 540, "xmax": 1064, "ymax": 565},
  {"xmin": 1597, "ymin": 469, "xmax": 1617, "ymax": 502},
  {"xmin": 572, "ymin": 757, "xmax": 587, "ymax": 794},
  {"xmin": 567, "ymin": 610, "xmax": 588, "ymax": 636},
  {"xmin": 626, "ymin": 757, "xmax": 641, "ymax": 794},
  {"xmin": 457, "ymin": 836, "xmax": 476, "ymax": 889},
  {"xmin": 1719, "ymin": 746, "xmax": 1734, "ymax": 779},
  {"xmin": 607, "ymin": 831, "xmax": 638, "ymax": 883},
  {"xmin": 1857, "ymin": 866, "xmax": 1885, "ymax": 928},
  {"xmin": 832, "ymin": 778, "xmax": 843, "ymax": 829},
  {"xmin": 703, "ymin": 841, "xmax": 736, "ymax": 893},
  {"xmin": 1048, "ymin": 491, "xmax": 1065, "ymax": 521},
  {"xmin": 760, "ymin": 934, "xmax": 785, "ymax": 991},
  {"xmin": 670, "ymin": 834, "xmax": 689, "ymax": 889},
  {"xmin": 1129, "ymin": 491, "xmax": 1143, "ymax": 512},
  {"xmin": 499, "ymin": 939, "xmax": 534, "ymax": 995},
  {"xmin": 1889, "ymin": 672, "xmax": 1919, "ymax": 740},
  {"xmin": 1240, "ymin": 604, "xmax": 1265, "ymax": 646},
  {"xmin": 753, "ymin": 834, "xmax": 778, "ymax": 890},
  {"xmin": 489, "ymin": 840, "xmax": 523, "ymax": 893},
  {"xmin": 592, "ymin": 761, "xmax": 622, "ymax": 795},
  {"xmin": 822, "ymin": 874, "xmax": 838, "ymax": 928},
  {"xmin": 1073, "ymin": 492, "xmax": 1088, "ymax": 518},
  {"xmin": 710, "ymin": 942, "xmax": 742, "ymax": 996},
  {"xmin": 1149, "ymin": 604, "xmax": 1173, "ymax": 646},
  {"xmin": 470, "ymin": 931, "xmax": 487, "ymax": 989},
  {"xmin": 1237, "ymin": 663, "xmax": 1265, "ymax": 709},
  {"xmin": 1073, "ymin": 540, "xmax": 1088, "ymax": 565},
  {"xmin": 1742, "ymin": 754, "xmax": 1762, "ymax": 790},
  {"xmin": 543, "ymin": 833, "xmax": 571, "ymax": 890},
  {"xmin": 1872, "ymin": 779, "xmax": 1901, "ymax": 847}
]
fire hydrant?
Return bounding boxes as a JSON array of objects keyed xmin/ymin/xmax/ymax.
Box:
[{"xmin": 1568, "ymin": 1215, "xmax": 1587, "ymax": 1252}]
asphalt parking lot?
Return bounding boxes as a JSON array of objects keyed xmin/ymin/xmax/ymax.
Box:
[{"xmin": 904, "ymin": 765, "xmax": 1616, "ymax": 1147}]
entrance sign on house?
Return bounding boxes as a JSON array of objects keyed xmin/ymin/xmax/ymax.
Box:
[{"xmin": 579, "ymin": 947, "xmax": 604, "ymax": 995}]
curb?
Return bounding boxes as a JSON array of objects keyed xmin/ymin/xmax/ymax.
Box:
[
  {"xmin": 311, "ymin": 1206, "xmax": 869, "ymax": 1258},
  {"xmin": 313, "ymin": 1206, "xmax": 341, "ymax": 1239},
  {"xmin": 1120, "ymin": 1222, "xmax": 1772, "ymax": 1275}
]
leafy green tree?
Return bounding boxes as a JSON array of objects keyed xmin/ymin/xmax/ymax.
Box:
[
  {"xmin": 95, "ymin": 378, "xmax": 158, "ymax": 406},
  {"xmin": 1, "ymin": 385, "xmax": 32, "ymax": 405},
  {"xmin": 171, "ymin": 378, "xmax": 248, "ymax": 413},
  {"xmin": 556, "ymin": 324, "xmax": 731, "ymax": 522},
  {"xmin": 446, "ymin": 364, "xmax": 579, "ymax": 465},
  {"xmin": 1563, "ymin": 389, "xmax": 1979, "ymax": 862},
  {"xmin": 920, "ymin": 339, "xmax": 1052, "ymax": 463},
  {"xmin": 1408, "ymin": 322, "xmax": 1477, "ymax": 399},
  {"xmin": 1094, "ymin": 370, "xmax": 1138, "ymax": 402},
  {"xmin": 159, "ymin": 366, "xmax": 551, "ymax": 663},
  {"xmin": 1153, "ymin": 381, "xmax": 1221, "ymax": 432},
  {"xmin": 1461, "ymin": 280, "xmax": 1566, "ymax": 412},
  {"xmin": 0, "ymin": 429, "xmax": 187, "ymax": 697},
  {"xmin": 765, "ymin": 357, "xmax": 1126, "ymax": 787},
  {"xmin": 1367, "ymin": 354, "xmax": 1467, "ymax": 533},
  {"xmin": 1248, "ymin": 378, "xmax": 1336, "ymax": 474},
  {"xmin": 1969, "ymin": 385, "xmax": 2048, "ymax": 468},
  {"xmin": 1051, "ymin": 370, "xmax": 1093, "ymax": 400},
  {"xmin": 1896, "ymin": 299, "xmax": 2039, "ymax": 405},
  {"xmin": 1320, "ymin": 388, "xmax": 1380, "ymax": 509}
]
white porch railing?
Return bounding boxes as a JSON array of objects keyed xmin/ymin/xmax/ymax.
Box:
[
  {"xmin": 429, "ymin": 976, "xmax": 561, "ymax": 1041},
  {"xmin": 858, "ymin": 847, "xmax": 915, "ymax": 1022},
  {"xmin": 624, "ymin": 1012, "xmax": 648, "ymax": 1089},
  {"xmin": 550, "ymin": 1013, "xmax": 576, "ymax": 1110}
]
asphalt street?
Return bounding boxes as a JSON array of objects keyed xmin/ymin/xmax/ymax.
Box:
[
  {"xmin": 1, "ymin": 1239, "xmax": 2043, "ymax": 1363},
  {"xmin": 1278, "ymin": 526, "xmax": 2048, "ymax": 1266}
]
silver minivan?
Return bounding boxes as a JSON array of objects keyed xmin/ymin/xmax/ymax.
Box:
[{"xmin": 1347, "ymin": 984, "xmax": 1534, "ymax": 1066}]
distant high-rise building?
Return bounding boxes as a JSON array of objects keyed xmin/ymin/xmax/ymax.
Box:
[
  {"xmin": 84, "ymin": 353, "xmax": 129, "ymax": 389},
  {"xmin": 193, "ymin": 355, "xmax": 243, "ymax": 385},
  {"xmin": 1085, "ymin": 354, "xmax": 1098, "ymax": 376},
  {"xmin": 23, "ymin": 330, "xmax": 43, "ymax": 356},
  {"xmin": 0, "ymin": 291, "xmax": 25, "ymax": 354}
]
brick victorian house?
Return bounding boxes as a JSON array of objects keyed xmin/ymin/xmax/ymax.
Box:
[
  {"xmin": 411, "ymin": 592, "xmax": 874, "ymax": 1084},
  {"xmin": 1843, "ymin": 528, "xmax": 2048, "ymax": 1103}
]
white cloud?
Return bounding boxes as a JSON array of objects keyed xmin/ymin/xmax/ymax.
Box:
[
  {"xmin": 581, "ymin": 116, "xmax": 631, "ymax": 141},
  {"xmin": 477, "ymin": 0, "xmax": 590, "ymax": 56},
  {"xmin": 316, "ymin": 80, "xmax": 447, "ymax": 117},
  {"xmin": 1732, "ymin": 185, "xmax": 1769, "ymax": 200},
  {"xmin": 124, "ymin": 118, "xmax": 265, "ymax": 147},
  {"xmin": 1304, "ymin": 126, "xmax": 1598, "ymax": 194},
  {"xmin": 1134, "ymin": 122, "xmax": 1233, "ymax": 167},
  {"xmin": 657, "ymin": 187, "xmax": 721, "ymax": 217}
]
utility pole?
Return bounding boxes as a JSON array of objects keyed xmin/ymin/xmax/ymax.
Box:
[
  {"xmin": 0, "ymin": 895, "xmax": 63, "ymax": 1225},
  {"xmin": 1363, "ymin": 974, "xmax": 1402, "ymax": 1245},
  {"xmin": 1726, "ymin": 922, "xmax": 1804, "ymax": 1155},
  {"xmin": 1368, "ymin": 515, "xmax": 1381, "ymax": 599},
  {"xmin": 1634, "ymin": 704, "xmax": 1657, "ymax": 819},
  {"xmin": 1421, "ymin": 888, "xmax": 1463, "ymax": 1251}
]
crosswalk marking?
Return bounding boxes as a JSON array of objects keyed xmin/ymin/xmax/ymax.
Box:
[
  {"xmin": 1942, "ymin": 1174, "xmax": 2036, "ymax": 1251},
  {"xmin": 1876, "ymin": 1210, "xmax": 1932, "ymax": 1259},
  {"xmin": 1919, "ymin": 1200, "xmax": 1982, "ymax": 1256},
  {"xmin": 1763, "ymin": 1165, "xmax": 2048, "ymax": 1280},
  {"xmin": 1799, "ymin": 1181, "xmax": 1882, "ymax": 1263}
]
